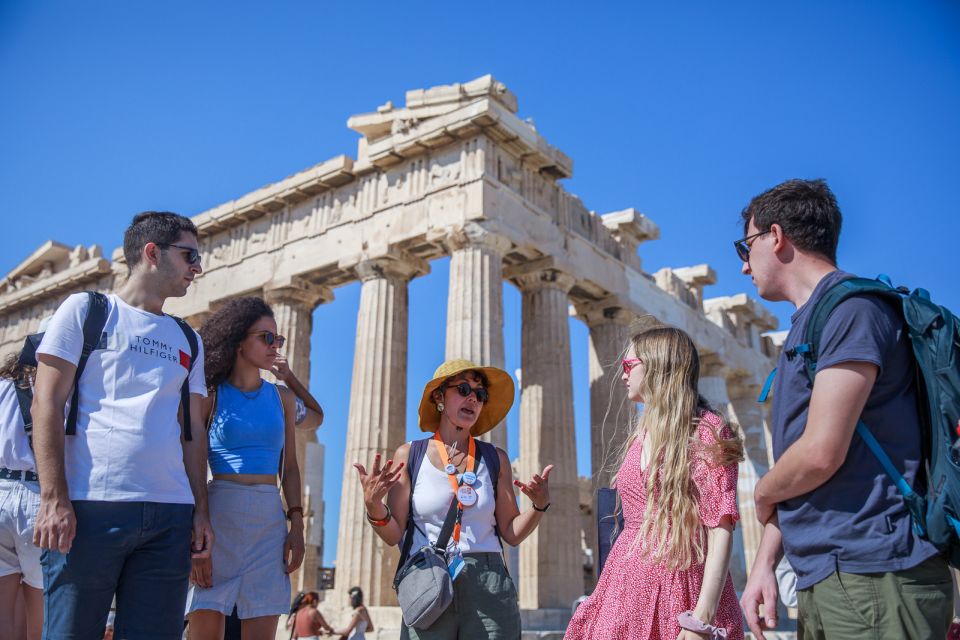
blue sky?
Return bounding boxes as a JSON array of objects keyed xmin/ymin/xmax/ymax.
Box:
[{"xmin": 2, "ymin": 2, "xmax": 958, "ymax": 565}]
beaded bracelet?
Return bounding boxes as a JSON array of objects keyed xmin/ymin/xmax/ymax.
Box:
[{"xmin": 366, "ymin": 503, "xmax": 392, "ymax": 527}]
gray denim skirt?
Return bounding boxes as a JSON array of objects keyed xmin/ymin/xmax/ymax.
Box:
[{"xmin": 186, "ymin": 480, "xmax": 291, "ymax": 619}]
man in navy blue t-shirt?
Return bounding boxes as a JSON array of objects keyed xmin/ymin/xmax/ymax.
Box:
[{"xmin": 736, "ymin": 179, "xmax": 951, "ymax": 639}]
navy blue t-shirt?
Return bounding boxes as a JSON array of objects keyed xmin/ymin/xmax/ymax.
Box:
[{"xmin": 771, "ymin": 270, "xmax": 938, "ymax": 589}]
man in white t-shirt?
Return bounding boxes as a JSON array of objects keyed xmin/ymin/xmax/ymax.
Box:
[{"xmin": 31, "ymin": 212, "xmax": 214, "ymax": 639}]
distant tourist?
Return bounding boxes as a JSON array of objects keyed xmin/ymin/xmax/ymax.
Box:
[
  {"xmin": 330, "ymin": 587, "xmax": 374, "ymax": 639},
  {"xmin": 32, "ymin": 212, "xmax": 212, "ymax": 638},
  {"xmin": 737, "ymin": 179, "xmax": 951, "ymax": 638},
  {"xmin": 355, "ymin": 359, "xmax": 553, "ymax": 639},
  {"xmin": 286, "ymin": 591, "xmax": 334, "ymax": 639},
  {"xmin": 565, "ymin": 327, "xmax": 745, "ymax": 639},
  {"xmin": 0, "ymin": 350, "xmax": 42, "ymax": 640},
  {"xmin": 187, "ymin": 296, "xmax": 319, "ymax": 639}
]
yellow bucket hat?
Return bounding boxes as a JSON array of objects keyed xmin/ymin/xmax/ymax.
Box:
[{"xmin": 417, "ymin": 359, "xmax": 515, "ymax": 437}]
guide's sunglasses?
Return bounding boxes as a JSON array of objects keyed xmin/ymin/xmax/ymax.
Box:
[
  {"xmin": 444, "ymin": 381, "xmax": 490, "ymax": 404},
  {"xmin": 733, "ymin": 230, "xmax": 771, "ymax": 263},
  {"xmin": 247, "ymin": 330, "xmax": 286, "ymax": 348},
  {"xmin": 158, "ymin": 243, "xmax": 202, "ymax": 265},
  {"xmin": 622, "ymin": 358, "xmax": 642, "ymax": 375}
]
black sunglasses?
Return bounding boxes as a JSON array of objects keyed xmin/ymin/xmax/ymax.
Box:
[
  {"xmin": 158, "ymin": 243, "xmax": 202, "ymax": 265},
  {"xmin": 733, "ymin": 230, "xmax": 771, "ymax": 263},
  {"xmin": 445, "ymin": 381, "xmax": 489, "ymax": 403},
  {"xmin": 247, "ymin": 330, "xmax": 286, "ymax": 348}
]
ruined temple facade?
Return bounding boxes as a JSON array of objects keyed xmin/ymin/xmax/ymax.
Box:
[{"xmin": 0, "ymin": 76, "xmax": 780, "ymax": 630}]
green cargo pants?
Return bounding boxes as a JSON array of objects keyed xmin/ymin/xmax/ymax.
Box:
[{"xmin": 797, "ymin": 555, "xmax": 952, "ymax": 640}]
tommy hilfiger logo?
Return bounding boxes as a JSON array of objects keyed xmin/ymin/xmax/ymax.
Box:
[{"xmin": 128, "ymin": 335, "xmax": 183, "ymax": 366}]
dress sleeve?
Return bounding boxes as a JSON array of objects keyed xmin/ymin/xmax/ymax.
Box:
[{"xmin": 695, "ymin": 416, "xmax": 740, "ymax": 528}]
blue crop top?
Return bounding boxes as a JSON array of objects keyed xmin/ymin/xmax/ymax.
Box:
[{"xmin": 208, "ymin": 380, "xmax": 285, "ymax": 475}]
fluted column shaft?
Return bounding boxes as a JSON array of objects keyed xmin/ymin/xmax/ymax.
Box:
[
  {"xmin": 515, "ymin": 269, "xmax": 581, "ymax": 609},
  {"xmin": 728, "ymin": 384, "xmax": 771, "ymax": 578},
  {"xmin": 264, "ymin": 281, "xmax": 332, "ymax": 592},
  {"xmin": 698, "ymin": 372, "xmax": 748, "ymax": 592},
  {"xmin": 444, "ymin": 224, "xmax": 511, "ymax": 450},
  {"xmin": 334, "ymin": 257, "xmax": 426, "ymax": 606}
]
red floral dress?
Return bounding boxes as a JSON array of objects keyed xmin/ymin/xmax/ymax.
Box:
[{"xmin": 565, "ymin": 411, "xmax": 744, "ymax": 640}]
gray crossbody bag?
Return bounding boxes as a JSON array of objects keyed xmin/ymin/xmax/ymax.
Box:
[{"xmin": 392, "ymin": 496, "xmax": 460, "ymax": 629}]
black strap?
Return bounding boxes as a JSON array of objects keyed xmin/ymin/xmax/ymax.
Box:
[
  {"xmin": 66, "ymin": 292, "xmax": 108, "ymax": 435},
  {"xmin": 14, "ymin": 379, "xmax": 34, "ymax": 451},
  {"xmin": 171, "ymin": 316, "xmax": 198, "ymax": 442},
  {"xmin": 434, "ymin": 495, "xmax": 462, "ymax": 552},
  {"xmin": 397, "ymin": 438, "xmax": 431, "ymax": 574}
]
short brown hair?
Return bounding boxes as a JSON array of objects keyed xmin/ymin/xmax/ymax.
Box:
[{"xmin": 741, "ymin": 179, "xmax": 842, "ymax": 263}]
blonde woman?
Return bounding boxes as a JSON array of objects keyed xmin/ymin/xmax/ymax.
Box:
[{"xmin": 565, "ymin": 327, "xmax": 744, "ymax": 640}]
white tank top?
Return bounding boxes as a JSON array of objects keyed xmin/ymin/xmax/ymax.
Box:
[
  {"xmin": 411, "ymin": 447, "xmax": 503, "ymax": 553},
  {"xmin": 347, "ymin": 618, "xmax": 367, "ymax": 640}
]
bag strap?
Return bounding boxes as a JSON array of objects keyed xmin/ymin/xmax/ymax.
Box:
[
  {"xmin": 171, "ymin": 315, "xmax": 198, "ymax": 442},
  {"xmin": 433, "ymin": 495, "xmax": 462, "ymax": 552},
  {"xmin": 274, "ymin": 383, "xmax": 286, "ymax": 486},
  {"xmin": 66, "ymin": 291, "xmax": 109, "ymax": 435},
  {"xmin": 475, "ymin": 439, "xmax": 505, "ymax": 552}
]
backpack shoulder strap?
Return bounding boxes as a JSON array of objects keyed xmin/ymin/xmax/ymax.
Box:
[
  {"xmin": 797, "ymin": 277, "xmax": 903, "ymax": 383},
  {"xmin": 14, "ymin": 379, "xmax": 34, "ymax": 451},
  {"xmin": 396, "ymin": 438, "xmax": 430, "ymax": 576},
  {"xmin": 66, "ymin": 291, "xmax": 109, "ymax": 435},
  {"xmin": 171, "ymin": 315, "xmax": 199, "ymax": 442},
  {"xmin": 475, "ymin": 439, "xmax": 500, "ymax": 496}
]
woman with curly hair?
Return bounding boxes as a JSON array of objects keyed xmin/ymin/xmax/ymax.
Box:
[{"xmin": 186, "ymin": 297, "xmax": 323, "ymax": 640}]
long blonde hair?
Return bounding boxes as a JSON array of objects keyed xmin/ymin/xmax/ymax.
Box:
[{"xmin": 612, "ymin": 326, "xmax": 743, "ymax": 571}]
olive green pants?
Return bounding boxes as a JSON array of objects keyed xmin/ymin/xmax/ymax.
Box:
[
  {"xmin": 797, "ymin": 555, "xmax": 952, "ymax": 640},
  {"xmin": 401, "ymin": 552, "xmax": 521, "ymax": 640}
]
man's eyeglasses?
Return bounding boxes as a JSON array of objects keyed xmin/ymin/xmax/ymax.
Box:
[
  {"xmin": 247, "ymin": 330, "xmax": 286, "ymax": 348},
  {"xmin": 444, "ymin": 381, "xmax": 490, "ymax": 404},
  {"xmin": 733, "ymin": 230, "xmax": 771, "ymax": 263},
  {"xmin": 158, "ymin": 243, "xmax": 202, "ymax": 265},
  {"xmin": 622, "ymin": 358, "xmax": 642, "ymax": 375}
]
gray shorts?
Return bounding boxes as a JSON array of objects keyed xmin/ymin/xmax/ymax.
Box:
[
  {"xmin": 186, "ymin": 480, "xmax": 290, "ymax": 619},
  {"xmin": 0, "ymin": 478, "xmax": 41, "ymax": 588}
]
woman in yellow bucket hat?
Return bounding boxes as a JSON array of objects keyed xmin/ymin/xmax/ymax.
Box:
[{"xmin": 353, "ymin": 359, "xmax": 554, "ymax": 639}]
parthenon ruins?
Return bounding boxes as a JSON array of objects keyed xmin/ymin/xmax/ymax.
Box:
[{"xmin": 0, "ymin": 75, "xmax": 780, "ymax": 630}]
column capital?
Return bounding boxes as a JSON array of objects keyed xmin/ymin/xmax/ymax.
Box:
[
  {"xmin": 434, "ymin": 222, "xmax": 513, "ymax": 256},
  {"xmin": 263, "ymin": 276, "xmax": 334, "ymax": 309},
  {"xmin": 340, "ymin": 251, "xmax": 429, "ymax": 283},
  {"xmin": 699, "ymin": 351, "xmax": 732, "ymax": 380},
  {"xmin": 572, "ymin": 297, "xmax": 633, "ymax": 328},
  {"xmin": 505, "ymin": 258, "xmax": 576, "ymax": 293}
]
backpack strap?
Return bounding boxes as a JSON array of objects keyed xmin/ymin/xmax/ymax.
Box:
[
  {"xmin": 66, "ymin": 292, "xmax": 109, "ymax": 436},
  {"xmin": 171, "ymin": 316, "xmax": 199, "ymax": 442},
  {"xmin": 474, "ymin": 439, "xmax": 505, "ymax": 552},
  {"xmin": 396, "ymin": 438, "xmax": 430, "ymax": 577},
  {"xmin": 14, "ymin": 378, "xmax": 34, "ymax": 451}
]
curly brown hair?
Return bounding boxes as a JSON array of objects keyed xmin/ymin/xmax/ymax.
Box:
[
  {"xmin": 0, "ymin": 353, "xmax": 34, "ymax": 387},
  {"xmin": 200, "ymin": 297, "xmax": 274, "ymax": 389}
]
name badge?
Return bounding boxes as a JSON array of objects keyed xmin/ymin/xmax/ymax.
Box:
[{"xmin": 457, "ymin": 485, "xmax": 477, "ymax": 507}]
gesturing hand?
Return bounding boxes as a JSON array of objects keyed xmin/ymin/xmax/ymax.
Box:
[
  {"xmin": 354, "ymin": 453, "xmax": 405, "ymax": 506},
  {"xmin": 514, "ymin": 464, "xmax": 554, "ymax": 510}
]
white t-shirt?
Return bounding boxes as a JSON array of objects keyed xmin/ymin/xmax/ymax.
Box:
[
  {"xmin": 37, "ymin": 293, "xmax": 206, "ymax": 503},
  {"xmin": 0, "ymin": 378, "xmax": 36, "ymax": 472}
]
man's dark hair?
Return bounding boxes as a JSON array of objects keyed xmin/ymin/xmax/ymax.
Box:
[
  {"xmin": 123, "ymin": 211, "xmax": 198, "ymax": 271},
  {"xmin": 741, "ymin": 179, "xmax": 842, "ymax": 263}
]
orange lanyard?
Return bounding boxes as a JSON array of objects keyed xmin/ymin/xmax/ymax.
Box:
[{"xmin": 432, "ymin": 432, "xmax": 476, "ymax": 544}]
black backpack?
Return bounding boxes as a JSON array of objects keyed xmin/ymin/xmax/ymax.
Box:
[
  {"xmin": 778, "ymin": 275, "xmax": 960, "ymax": 567},
  {"xmin": 16, "ymin": 291, "xmax": 199, "ymax": 447}
]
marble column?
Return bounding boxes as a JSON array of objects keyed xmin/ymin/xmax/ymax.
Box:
[
  {"xmin": 727, "ymin": 381, "xmax": 771, "ymax": 578},
  {"xmin": 576, "ymin": 302, "xmax": 635, "ymax": 590},
  {"xmin": 443, "ymin": 223, "xmax": 512, "ymax": 450},
  {"xmin": 698, "ymin": 368, "xmax": 748, "ymax": 592},
  {"xmin": 264, "ymin": 279, "xmax": 333, "ymax": 592},
  {"xmin": 333, "ymin": 255, "xmax": 427, "ymax": 606},
  {"xmin": 513, "ymin": 267, "xmax": 582, "ymax": 610}
]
